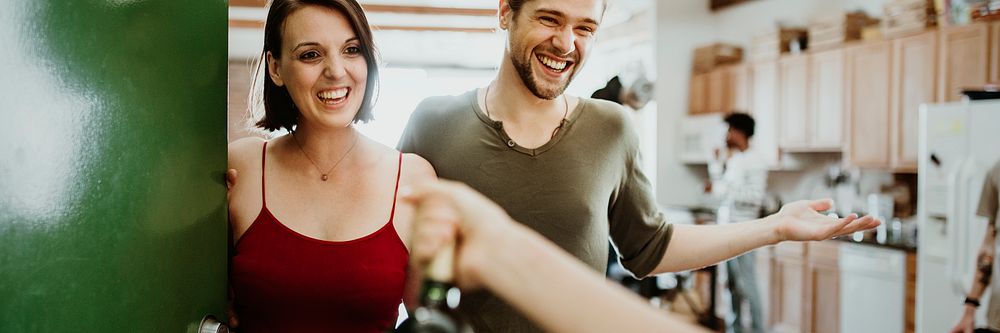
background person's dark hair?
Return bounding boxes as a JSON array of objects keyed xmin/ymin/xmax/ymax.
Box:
[
  {"xmin": 251, "ymin": 0, "xmax": 380, "ymax": 132},
  {"xmin": 590, "ymin": 76, "xmax": 623, "ymax": 104},
  {"xmin": 724, "ymin": 112, "xmax": 755, "ymax": 138}
]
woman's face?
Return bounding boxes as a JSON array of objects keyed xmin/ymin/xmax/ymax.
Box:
[{"xmin": 267, "ymin": 5, "xmax": 368, "ymax": 129}]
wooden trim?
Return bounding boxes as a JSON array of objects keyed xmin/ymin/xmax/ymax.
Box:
[
  {"xmin": 992, "ymin": 22, "xmax": 1000, "ymax": 83},
  {"xmin": 229, "ymin": 0, "xmax": 265, "ymax": 7},
  {"xmin": 229, "ymin": 0, "xmax": 497, "ymax": 17},
  {"xmin": 372, "ymin": 25, "xmax": 496, "ymax": 33},
  {"xmin": 229, "ymin": 19, "xmax": 263, "ymax": 29},
  {"xmin": 362, "ymin": 4, "xmax": 496, "ymax": 17},
  {"xmin": 905, "ymin": 252, "xmax": 917, "ymax": 333},
  {"xmin": 228, "ymin": 19, "xmax": 496, "ymax": 33}
]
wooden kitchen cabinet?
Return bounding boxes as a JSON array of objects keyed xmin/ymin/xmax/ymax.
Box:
[
  {"xmin": 729, "ymin": 64, "xmax": 751, "ymax": 113},
  {"xmin": 751, "ymin": 60, "xmax": 781, "ymax": 167},
  {"xmin": 809, "ymin": 48, "xmax": 846, "ymax": 150},
  {"xmin": 779, "ymin": 54, "xmax": 810, "ymax": 150},
  {"xmin": 804, "ymin": 241, "xmax": 840, "ymax": 333},
  {"xmin": 891, "ymin": 31, "xmax": 938, "ymax": 173},
  {"xmin": 708, "ymin": 68, "xmax": 730, "ymax": 113},
  {"xmin": 905, "ymin": 252, "xmax": 917, "ymax": 333},
  {"xmin": 992, "ymin": 22, "xmax": 1000, "ymax": 84},
  {"xmin": 689, "ymin": 73, "xmax": 708, "ymax": 114},
  {"xmin": 846, "ymin": 41, "xmax": 892, "ymax": 168},
  {"xmin": 938, "ymin": 23, "xmax": 990, "ymax": 102},
  {"xmin": 770, "ymin": 242, "xmax": 805, "ymax": 333},
  {"xmin": 765, "ymin": 241, "xmax": 843, "ymax": 333}
]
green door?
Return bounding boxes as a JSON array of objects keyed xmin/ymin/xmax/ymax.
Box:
[{"xmin": 0, "ymin": 0, "xmax": 228, "ymax": 332}]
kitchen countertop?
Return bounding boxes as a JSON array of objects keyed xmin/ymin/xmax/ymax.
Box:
[{"xmin": 831, "ymin": 234, "xmax": 917, "ymax": 252}]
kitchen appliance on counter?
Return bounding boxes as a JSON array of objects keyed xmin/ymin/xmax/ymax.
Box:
[{"xmin": 917, "ymin": 101, "xmax": 1000, "ymax": 333}]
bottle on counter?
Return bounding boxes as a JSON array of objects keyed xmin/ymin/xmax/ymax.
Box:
[{"xmin": 394, "ymin": 241, "xmax": 471, "ymax": 333}]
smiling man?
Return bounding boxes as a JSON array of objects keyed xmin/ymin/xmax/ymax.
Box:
[{"xmin": 398, "ymin": 0, "xmax": 879, "ymax": 332}]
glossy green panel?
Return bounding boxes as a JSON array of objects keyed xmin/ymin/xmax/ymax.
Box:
[{"xmin": 0, "ymin": 0, "xmax": 228, "ymax": 332}]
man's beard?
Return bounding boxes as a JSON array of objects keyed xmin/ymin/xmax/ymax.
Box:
[{"xmin": 511, "ymin": 47, "xmax": 577, "ymax": 100}]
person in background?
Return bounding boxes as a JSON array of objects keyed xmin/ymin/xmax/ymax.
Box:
[
  {"xmin": 397, "ymin": 0, "xmax": 880, "ymax": 331},
  {"xmin": 950, "ymin": 160, "xmax": 1000, "ymax": 333},
  {"xmin": 226, "ymin": 0, "xmax": 436, "ymax": 331},
  {"xmin": 704, "ymin": 112, "xmax": 767, "ymax": 333}
]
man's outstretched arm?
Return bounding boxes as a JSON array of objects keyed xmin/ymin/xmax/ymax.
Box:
[{"xmin": 649, "ymin": 199, "xmax": 880, "ymax": 275}]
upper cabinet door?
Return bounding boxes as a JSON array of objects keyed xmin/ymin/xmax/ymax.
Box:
[
  {"xmin": 751, "ymin": 60, "xmax": 781, "ymax": 167},
  {"xmin": 708, "ymin": 68, "xmax": 730, "ymax": 113},
  {"xmin": 892, "ymin": 31, "xmax": 938, "ymax": 172},
  {"xmin": 939, "ymin": 23, "xmax": 990, "ymax": 102},
  {"xmin": 810, "ymin": 49, "xmax": 846, "ymax": 150},
  {"xmin": 846, "ymin": 41, "xmax": 893, "ymax": 168},
  {"xmin": 690, "ymin": 73, "xmax": 709, "ymax": 114},
  {"xmin": 779, "ymin": 54, "xmax": 811, "ymax": 149},
  {"xmin": 729, "ymin": 64, "xmax": 752, "ymax": 113}
]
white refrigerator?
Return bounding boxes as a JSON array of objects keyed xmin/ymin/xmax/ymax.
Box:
[{"xmin": 917, "ymin": 101, "xmax": 1000, "ymax": 333}]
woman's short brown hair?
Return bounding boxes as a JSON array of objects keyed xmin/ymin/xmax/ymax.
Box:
[{"xmin": 252, "ymin": 0, "xmax": 379, "ymax": 132}]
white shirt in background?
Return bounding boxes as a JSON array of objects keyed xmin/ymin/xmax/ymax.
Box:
[{"xmin": 709, "ymin": 148, "xmax": 768, "ymax": 224}]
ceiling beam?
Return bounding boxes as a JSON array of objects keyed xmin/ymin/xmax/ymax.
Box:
[
  {"xmin": 229, "ymin": 0, "xmax": 265, "ymax": 7},
  {"xmin": 361, "ymin": 5, "xmax": 495, "ymax": 16},
  {"xmin": 229, "ymin": 1, "xmax": 496, "ymax": 17},
  {"xmin": 228, "ymin": 19, "xmax": 495, "ymax": 33}
]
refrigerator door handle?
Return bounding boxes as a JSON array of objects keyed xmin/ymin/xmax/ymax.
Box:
[{"xmin": 948, "ymin": 158, "xmax": 972, "ymax": 294}]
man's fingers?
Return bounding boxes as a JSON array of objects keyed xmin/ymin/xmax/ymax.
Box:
[
  {"xmin": 408, "ymin": 184, "xmax": 463, "ymax": 267},
  {"xmin": 831, "ymin": 214, "xmax": 865, "ymax": 237},
  {"xmin": 400, "ymin": 180, "xmax": 464, "ymax": 206},
  {"xmin": 833, "ymin": 216, "xmax": 879, "ymax": 238},
  {"xmin": 411, "ymin": 221, "xmax": 455, "ymax": 265}
]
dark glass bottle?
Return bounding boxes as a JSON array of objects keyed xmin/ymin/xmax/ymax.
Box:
[{"xmin": 394, "ymin": 245, "xmax": 471, "ymax": 333}]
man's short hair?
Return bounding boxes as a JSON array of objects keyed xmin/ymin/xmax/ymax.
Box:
[{"xmin": 724, "ymin": 112, "xmax": 755, "ymax": 138}]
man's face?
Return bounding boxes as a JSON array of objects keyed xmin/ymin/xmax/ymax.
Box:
[
  {"xmin": 504, "ymin": 0, "xmax": 603, "ymax": 100},
  {"xmin": 726, "ymin": 127, "xmax": 747, "ymax": 149}
]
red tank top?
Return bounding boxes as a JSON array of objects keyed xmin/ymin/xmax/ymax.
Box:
[{"xmin": 231, "ymin": 142, "xmax": 408, "ymax": 333}]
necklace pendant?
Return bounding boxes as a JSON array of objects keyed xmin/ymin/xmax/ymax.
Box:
[{"xmin": 321, "ymin": 174, "xmax": 329, "ymax": 181}]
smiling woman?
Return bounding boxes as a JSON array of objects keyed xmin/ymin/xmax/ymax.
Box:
[{"xmin": 226, "ymin": 0, "xmax": 437, "ymax": 332}]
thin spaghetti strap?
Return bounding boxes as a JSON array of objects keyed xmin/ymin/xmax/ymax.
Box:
[
  {"xmin": 388, "ymin": 152, "xmax": 403, "ymax": 220},
  {"xmin": 261, "ymin": 141, "xmax": 268, "ymax": 208}
]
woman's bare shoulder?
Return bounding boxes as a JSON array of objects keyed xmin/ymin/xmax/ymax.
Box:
[
  {"xmin": 401, "ymin": 153, "xmax": 436, "ymax": 183},
  {"xmin": 228, "ymin": 136, "xmax": 268, "ymax": 170}
]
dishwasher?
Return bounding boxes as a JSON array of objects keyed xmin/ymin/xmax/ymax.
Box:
[{"xmin": 839, "ymin": 243, "xmax": 906, "ymax": 333}]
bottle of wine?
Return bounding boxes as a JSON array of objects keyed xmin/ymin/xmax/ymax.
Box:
[{"xmin": 395, "ymin": 242, "xmax": 471, "ymax": 333}]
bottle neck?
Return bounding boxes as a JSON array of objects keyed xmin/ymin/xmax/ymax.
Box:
[{"xmin": 420, "ymin": 279, "xmax": 454, "ymax": 308}]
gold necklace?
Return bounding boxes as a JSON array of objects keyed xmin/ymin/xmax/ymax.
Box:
[
  {"xmin": 484, "ymin": 84, "xmax": 568, "ymax": 139},
  {"xmin": 291, "ymin": 130, "xmax": 358, "ymax": 181}
]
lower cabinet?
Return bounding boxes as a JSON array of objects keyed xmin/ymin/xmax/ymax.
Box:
[
  {"xmin": 804, "ymin": 241, "xmax": 840, "ymax": 333},
  {"xmin": 759, "ymin": 241, "xmax": 914, "ymax": 333},
  {"xmin": 771, "ymin": 243, "xmax": 806, "ymax": 333}
]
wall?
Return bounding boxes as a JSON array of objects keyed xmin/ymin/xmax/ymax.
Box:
[
  {"xmin": 714, "ymin": 0, "xmax": 886, "ymax": 47},
  {"xmin": 655, "ymin": 0, "xmax": 718, "ymax": 207},
  {"xmin": 655, "ymin": 0, "xmax": 895, "ymax": 208}
]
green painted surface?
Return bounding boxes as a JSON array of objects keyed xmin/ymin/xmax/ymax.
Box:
[{"xmin": 0, "ymin": 0, "xmax": 228, "ymax": 332}]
